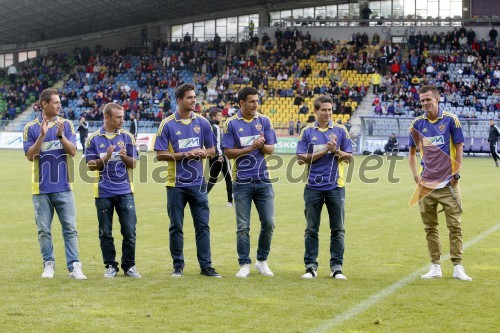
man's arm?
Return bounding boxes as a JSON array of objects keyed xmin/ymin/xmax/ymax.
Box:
[
  {"xmin": 408, "ymin": 146, "xmax": 420, "ymax": 184},
  {"xmin": 451, "ymin": 142, "xmax": 463, "ymax": 186}
]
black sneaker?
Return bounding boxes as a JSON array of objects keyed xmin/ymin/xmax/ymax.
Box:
[
  {"xmin": 200, "ymin": 267, "xmax": 222, "ymax": 278},
  {"xmin": 171, "ymin": 267, "xmax": 183, "ymax": 278}
]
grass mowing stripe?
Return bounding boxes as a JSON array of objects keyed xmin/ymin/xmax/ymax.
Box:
[{"xmin": 308, "ymin": 222, "xmax": 500, "ymax": 333}]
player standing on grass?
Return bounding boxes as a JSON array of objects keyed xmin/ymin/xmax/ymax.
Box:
[
  {"xmin": 222, "ymin": 87, "xmax": 277, "ymax": 278},
  {"xmin": 296, "ymin": 95, "xmax": 353, "ymax": 280},
  {"xmin": 154, "ymin": 83, "xmax": 221, "ymax": 278},
  {"xmin": 408, "ymin": 85, "xmax": 472, "ymax": 281},
  {"xmin": 86, "ymin": 103, "xmax": 141, "ymax": 279},
  {"xmin": 23, "ymin": 88, "xmax": 87, "ymax": 280}
]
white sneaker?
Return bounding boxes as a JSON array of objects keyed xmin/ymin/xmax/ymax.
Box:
[
  {"xmin": 330, "ymin": 270, "xmax": 347, "ymax": 280},
  {"xmin": 227, "ymin": 202, "xmax": 233, "ymax": 207},
  {"xmin": 125, "ymin": 266, "xmax": 142, "ymax": 278},
  {"xmin": 255, "ymin": 260, "xmax": 274, "ymax": 277},
  {"xmin": 421, "ymin": 264, "xmax": 442, "ymax": 279},
  {"xmin": 301, "ymin": 267, "xmax": 317, "ymax": 279},
  {"xmin": 42, "ymin": 261, "xmax": 55, "ymax": 278},
  {"xmin": 453, "ymin": 265, "xmax": 472, "ymax": 281},
  {"xmin": 236, "ymin": 264, "xmax": 251, "ymax": 278},
  {"xmin": 104, "ymin": 266, "xmax": 118, "ymax": 278},
  {"xmin": 69, "ymin": 262, "xmax": 87, "ymax": 280}
]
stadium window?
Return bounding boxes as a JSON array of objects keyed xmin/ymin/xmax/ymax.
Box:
[
  {"xmin": 18, "ymin": 52, "xmax": 28, "ymax": 63},
  {"xmin": 450, "ymin": 1, "xmax": 462, "ymax": 17},
  {"xmin": 216, "ymin": 18, "xmax": 227, "ymax": 39},
  {"xmin": 227, "ymin": 16, "xmax": 237, "ymax": 41},
  {"xmin": 403, "ymin": 0, "xmax": 416, "ymax": 18},
  {"xmin": 0, "ymin": 55, "xmax": 4, "ymax": 68},
  {"xmin": 182, "ymin": 23, "xmax": 193, "ymax": 37},
  {"xmin": 326, "ymin": 4, "xmax": 337, "ymax": 17},
  {"xmin": 28, "ymin": 50, "xmax": 37, "ymax": 59},
  {"xmin": 4, "ymin": 53, "xmax": 13, "ymax": 67},
  {"xmin": 205, "ymin": 20, "xmax": 216, "ymax": 41},
  {"xmin": 439, "ymin": 0, "xmax": 451, "ymax": 18},
  {"xmin": 172, "ymin": 25, "xmax": 183, "ymax": 41},
  {"xmin": 194, "ymin": 21, "xmax": 205, "ymax": 42},
  {"xmin": 380, "ymin": 1, "xmax": 392, "ymax": 18},
  {"xmin": 338, "ymin": 4, "xmax": 349, "ymax": 18}
]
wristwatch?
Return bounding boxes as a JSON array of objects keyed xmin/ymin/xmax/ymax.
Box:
[
  {"xmin": 452, "ymin": 174, "xmax": 460, "ymax": 179},
  {"xmin": 56, "ymin": 135, "xmax": 64, "ymax": 139}
]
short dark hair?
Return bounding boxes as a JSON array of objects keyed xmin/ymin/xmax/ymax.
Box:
[
  {"xmin": 237, "ymin": 87, "xmax": 259, "ymax": 104},
  {"xmin": 419, "ymin": 85, "xmax": 439, "ymax": 99},
  {"xmin": 209, "ymin": 108, "xmax": 222, "ymax": 119},
  {"xmin": 175, "ymin": 83, "xmax": 196, "ymax": 100},
  {"xmin": 313, "ymin": 95, "xmax": 333, "ymax": 110},
  {"xmin": 39, "ymin": 88, "xmax": 59, "ymax": 108}
]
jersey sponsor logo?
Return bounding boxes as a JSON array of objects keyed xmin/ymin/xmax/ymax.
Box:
[
  {"xmin": 178, "ymin": 137, "xmax": 200, "ymax": 149},
  {"xmin": 239, "ymin": 135, "xmax": 260, "ymax": 147},
  {"xmin": 100, "ymin": 152, "xmax": 122, "ymax": 161},
  {"xmin": 41, "ymin": 140, "xmax": 63, "ymax": 152},
  {"xmin": 313, "ymin": 144, "xmax": 326, "ymax": 153},
  {"xmin": 423, "ymin": 135, "xmax": 445, "ymax": 146}
]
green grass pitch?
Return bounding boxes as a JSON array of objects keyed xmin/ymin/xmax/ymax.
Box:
[{"xmin": 0, "ymin": 149, "xmax": 498, "ymax": 332}]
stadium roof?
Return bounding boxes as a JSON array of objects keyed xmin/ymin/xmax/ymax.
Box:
[{"xmin": 0, "ymin": 0, "xmax": 286, "ymax": 45}]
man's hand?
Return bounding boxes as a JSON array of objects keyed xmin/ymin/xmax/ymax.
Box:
[
  {"xmin": 326, "ymin": 134, "xmax": 338, "ymax": 153},
  {"xmin": 55, "ymin": 120, "xmax": 65, "ymax": 137},
  {"xmin": 118, "ymin": 148, "xmax": 127, "ymax": 160},
  {"xmin": 413, "ymin": 175, "xmax": 421, "ymax": 184},
  {"xmin": 252, "ymin": 132, "xmax": 266, "ymax": 150},
  {"xmin": 103, "ymin": 145, "xmax": 115, "ymax": 162},
  {"xmin": 40, "ymin": 116, "xmax": 49, "ymax": 138}
]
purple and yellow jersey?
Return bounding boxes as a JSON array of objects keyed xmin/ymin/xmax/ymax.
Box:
[
  {"xmin": 154, "ymin": 112, "xmax": 214, "ymax": 187},
  {"xmin": 23, "ymin": 116, "xmax": 76, "ymax": 194},
  {"xmin": 222, "ymin": 111, "xmax": 277, "ymax": 182},
  {"xmin": 85, "ymin": 127, "xmax": 138, "ymax": 198},
  {"xmin": 296, "ymin": 121, "xmax": 352, "ymax": 190},
  {"xmin": 409, "ymin": 109, "xmax": 464, "ymax": 188}
]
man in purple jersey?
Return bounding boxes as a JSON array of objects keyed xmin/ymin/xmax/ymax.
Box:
[
  {"xmin": 23, "ymin": 88, "xmax": 87, "ymax": 280},
  {"xmin": 222, "ymin": 87, "xmax": 277, "ymax": 278},
  {"xmin": 155, "ymin": 83, "xmax": 221, "ymax": 278},
  {"xmin": 296, "ymin": 95, "xmax": 353, "ymax": 280},
  {"xmin": 409, "ymin": 85, "xmax": 472, "ymax": 281},
  {"xmin": 86, "ymin": 103, "xmax": 141, "ymax": 279}
]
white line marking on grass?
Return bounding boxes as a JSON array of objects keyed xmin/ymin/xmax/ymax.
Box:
[{"xmin": 308, "ymin": 223, "xmax": 500, "ymax": 333}]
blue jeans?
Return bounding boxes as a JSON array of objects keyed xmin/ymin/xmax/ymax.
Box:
[
  {"xmin": 166, "ymin": 185, "xmax": 212, "ymax": 270},
  {"xmin": 304, "ymin": 187, "xmax": 346, "ymax": 272},
  {"xmin": 32, "ymin": 191, "xmax": 80, "ymax": 271},
  {"xmin": 233, "ymin": 181, "xmax": 275, "ymax": 265},
  {"xmin": 95, "ymin": 193, "xmax": 137, "ymax": 271}
]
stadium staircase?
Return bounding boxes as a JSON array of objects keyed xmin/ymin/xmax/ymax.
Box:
[{"xmin": 349, "ymin": 90, "xmax": 376, "ymax": 139}]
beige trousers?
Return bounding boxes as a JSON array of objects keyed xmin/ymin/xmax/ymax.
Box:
[{"xmin": 418, "ymin": 185, "xmax": 463, "ymax": 265}]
